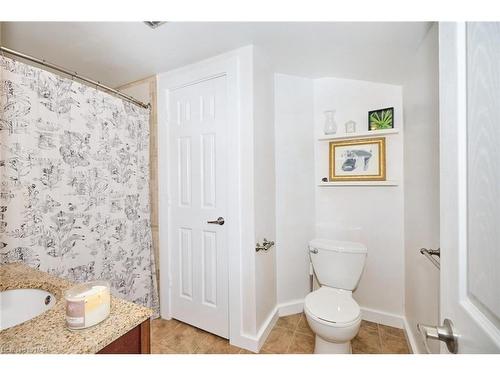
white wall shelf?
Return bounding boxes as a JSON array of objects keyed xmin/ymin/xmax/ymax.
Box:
[
  {"xmin": 318, "ymin": 180, "xmax": 399, "ymax": 187},
  {"xmin": 317, "ymin": 128, "xmax": 399, "ymax": 141}
]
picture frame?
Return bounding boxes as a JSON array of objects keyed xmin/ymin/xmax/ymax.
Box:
[
  {"xmin": 368, "ymin": 107, "xmax": 394, "ymax": 131},
  {"xmin": 329, "ymin": 137, "xmax": 386, "ymax": 181}
]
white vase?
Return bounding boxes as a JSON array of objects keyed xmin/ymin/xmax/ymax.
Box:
[
  {"xmin": 324, "ymin": 110, "xmax": 337, "ymax": 135},
  {"xmin": 345, "ymin": 120, "xmax": 356, "ymax": 133}
]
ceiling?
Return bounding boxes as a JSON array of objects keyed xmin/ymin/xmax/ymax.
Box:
[{"xmin": 1, "ymin": 22, "xmax": 432, "ymax": 87}]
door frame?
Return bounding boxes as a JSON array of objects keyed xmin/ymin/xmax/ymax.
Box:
[{"xmin": 157, "ymin": 46, "xmax": 255, "ymax": 349}]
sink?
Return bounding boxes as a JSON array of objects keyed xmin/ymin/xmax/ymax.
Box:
[{"xmin": 0, "ymin": 288, "xmax": 56, "ymax": 330}]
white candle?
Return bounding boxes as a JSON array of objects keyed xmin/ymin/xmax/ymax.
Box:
[{"xmin": 65, "ymin": 281, "xmax": 111, "ymax": 329}]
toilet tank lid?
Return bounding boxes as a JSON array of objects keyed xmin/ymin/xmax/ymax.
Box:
[{"xmin": 309, "ymin": 239, "xmax": 367, "ymax": 254}]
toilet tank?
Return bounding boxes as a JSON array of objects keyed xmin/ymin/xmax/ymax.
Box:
[{"xmin": 309, "ymin": 239, "xmax": 367, "ymax": 291}]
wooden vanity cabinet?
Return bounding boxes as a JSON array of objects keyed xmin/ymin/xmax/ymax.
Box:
[{"xmin": 97, "ymin": 319, "xmax": 150, "ymax": 354}]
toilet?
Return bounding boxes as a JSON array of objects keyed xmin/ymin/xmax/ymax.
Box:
[{"xmin": 304, "ymin": 239, "xmax": 367, "ymax": 354}]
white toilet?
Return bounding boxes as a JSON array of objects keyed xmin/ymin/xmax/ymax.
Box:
[{"xmin": 304, "ymin": 239, "xmax": 367, "ymax": 354}]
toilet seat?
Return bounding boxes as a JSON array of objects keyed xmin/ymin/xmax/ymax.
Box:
[{"xmin": 304, "ymin": 287, "xmax": 361, "ymax": 327}]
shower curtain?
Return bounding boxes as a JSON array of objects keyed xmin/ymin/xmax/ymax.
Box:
[{"xmin": 0, "ymin": 56, "xmax": 158, "ymax": 313}]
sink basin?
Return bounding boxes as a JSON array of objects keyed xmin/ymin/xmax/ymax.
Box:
[{"xmin": 0, "ymin": 288, "xmax": 56, "ymax": 330}]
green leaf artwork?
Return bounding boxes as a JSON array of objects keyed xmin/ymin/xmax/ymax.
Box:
[{"xmin": 369, "ymin": 108, "xmax": 393, "ymax": 130}]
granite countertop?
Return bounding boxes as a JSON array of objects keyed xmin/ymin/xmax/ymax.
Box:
[{"xmin": 0, "ymin": 263, "xmax": 153, "ymax": 354}]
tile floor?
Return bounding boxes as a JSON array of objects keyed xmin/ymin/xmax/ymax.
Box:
[{"xmin": 151, "ymin": 313, "xmax": 410, "ymax": 354}]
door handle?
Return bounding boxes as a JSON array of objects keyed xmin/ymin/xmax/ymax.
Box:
[
  {"xmin": 417, "ymin": 318, "xmax": 458, "ymax": 354},
  {"xmin": 207, "ymin": 217, "xmax": 225, "ymax": 225}
]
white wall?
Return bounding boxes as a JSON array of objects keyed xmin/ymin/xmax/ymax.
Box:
[
  {"xmin": 274, "ymin": 74, "xmax": 406, "ymax": 325},
  {"xmin": 403, "ymin": 24, "xmax": 440, "ymax": 353},
  {"xmin": 314, "ymin": 78, "xmax": 405, "ymax": 322},
  {"xmin": 153, "ymin": 30, "xmax": 438, "ymax": 350},
  {"xmin": 253, "ymin": 46, "xmax": 277, "ymax": 331},
  {"xmin": 157, "ymin": 46, "xmax": 261, "ymax": 351},
  {"xmin": 118, "ymin": 81, "xmax": 150, "ymax": 102},
  {"xmin": 274, "ymin": 74, "xmax": 315, "ymax": 311},
  {"xmin": 232, "ymin": 46, "xmax": 258, "ymax": 338},
  {"xmin": 157, "ymin": 45, "xmax": 279, "ymax": 351}
]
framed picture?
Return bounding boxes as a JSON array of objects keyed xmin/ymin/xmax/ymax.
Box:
[
  {"xmin": 329, "ymin": 137, "xmax": 386, "ymax": 181},
  {"xmin": 368, "ymin": 107, "xmax": 394, "ymax": 131}
]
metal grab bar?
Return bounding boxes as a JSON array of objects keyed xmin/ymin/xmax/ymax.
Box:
[{"xmin": 420, "ymin": 248, "xmax": 440, "ymax": 269}]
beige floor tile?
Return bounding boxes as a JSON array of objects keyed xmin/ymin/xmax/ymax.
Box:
[
  {"xmin": 378, "ymin": 324, "xmax": 405, "ymax": 339},
  {"xmin": 162, "ymin": 322, "xmax": 208, "ymax": 353},
  {"xmin": 151, "ymin": 318, "xmax": 180, "ymax": 339},
  {"xmin": 238, "ymin": 348, "xmax": 257, "ymax": 354},
  {"xmin": 360, "ymin": 320, "xmax": 379, "ymax": 332},
  {"xmin": 296, "ymin": 314, "xmax": 314, "ymax": 337},
  {"xmin": 287, "ymin": 332, "xmax": 315, "ymax": 354},
  {"xmin": 260, "ymin": 326, "xmax": 295, "ymax": 354},
  {"xmin": 351, "ymin": 325, "xmax": 382, "ymax": 354},
  {"xmin": 151, "ymin": 339, "xmax": 179, "ymax": 354},
  {"xmin": 276, "ymin": 314, "xmax": 302, "ymax": 331},
  {"xmin": 195, "ymin": 333, "xmax": 241, "ymax": 354},
  {"xmin": 381, "ymin": 334, "xmax": 410, "ymax": 354},
  {"xmin": 150, "ymin": 315, "xmax": 411, "ymax": 355}
]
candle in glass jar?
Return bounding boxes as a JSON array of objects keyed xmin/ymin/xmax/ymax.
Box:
[{"xmin": 64, "ymin": 281, "xmax": 111, "ymax": 330}]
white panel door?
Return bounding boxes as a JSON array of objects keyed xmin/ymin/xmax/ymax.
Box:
[
  {"xmin": 169, "ymin": 75, "xmax": 228, "ymax": 338},
  {"xmin": 438, "ymin": 22, "xmax": 500, "ymax": 353}
]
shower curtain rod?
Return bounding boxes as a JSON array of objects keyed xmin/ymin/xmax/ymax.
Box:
[{"xmin": 0, "ymin": 46, "xmax": 150, "ymax": 109}]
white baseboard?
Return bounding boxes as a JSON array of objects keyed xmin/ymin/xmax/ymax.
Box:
[
  {"xmin": 403, "ymin": 317, "xmax": 420, "ymax": 354},
  {"xmin": 234, "ymin": 300, "xmax": 410, "ymax": 352},
  {"xmin": 277, "ymin": 299, "xmax": 304, "ymax": 316},
  {"xmin": 360, "ymin": 306, "xmax": 405, "ymax": 329},
  {"xmin": 230, "ymin": 334, "xmax": 260, "ymax": 353},
  {"xmin": 256, "ymin": 307, "xmax": 279, "ymax": 350},
  {"xmin": 230, "ymin": 307, "xmax": 279, "ymax": 353},
  {"xmin": 278, "ymin": 299, "xmax": 407, "ymax": 330}
]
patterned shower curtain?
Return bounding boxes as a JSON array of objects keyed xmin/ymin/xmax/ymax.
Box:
[{"xmin": 0, "ymin": 56, "xmax": 158, "ymax": 313}]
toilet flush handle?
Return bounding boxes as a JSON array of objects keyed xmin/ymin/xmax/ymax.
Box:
[{"xmin": 310, "ymin": 248, "xmax": 318, "ymax": 254}]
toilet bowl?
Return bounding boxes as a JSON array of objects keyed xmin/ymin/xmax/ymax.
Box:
[
  {"xmin": 304, "ymin": 287, "xmax": 361, "ymax": 354},
  {"xmin": 305, "ymin": 239, "xmax": 367, "ymax": 354}
]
